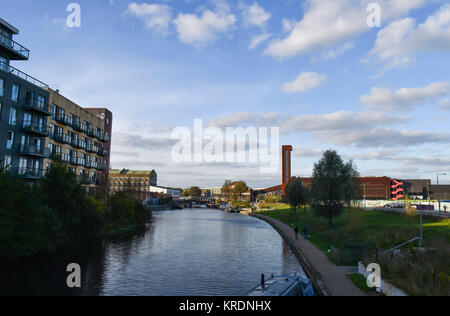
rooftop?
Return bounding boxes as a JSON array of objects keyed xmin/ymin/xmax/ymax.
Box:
[
  {"xmin": 110, "ymin": 169, "xmax": 157, "ymax": 176},
  {"xmin": 0, "ymin": 18, "xmax": 19, "ymax": 35}
]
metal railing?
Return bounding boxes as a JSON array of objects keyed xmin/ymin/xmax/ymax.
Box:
[
  {"xmin": 17, "ymin": 168, "xmax": 43, "ymax": 179},
  {"xmin": 0, "ymin": 60, "xmax": 48, "ymax": 89},
  {"xmin": 19, "ymin": 145, "xmax": 50, "ymax": 157},
  {"xmin": 23, "ymin": 97, "xmax": 51, "ymax": 115},
  {"xmin": 0, "ymin": 32, "xmax": 30, "ymax": 59},
  {"xmin": 22, "ymin": 121, "xmax": 50, "ymax": 136}
]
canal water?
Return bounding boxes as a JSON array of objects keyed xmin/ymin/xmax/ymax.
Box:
[{"xmin": 1, "ymin": 209, "xmax": 305, "ymax": 296}]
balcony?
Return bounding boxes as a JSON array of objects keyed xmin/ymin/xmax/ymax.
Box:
[
  {"xmin": 86, "ymin": 129, "xmax": 94, "ymax": 137},
  {"xmin": 78, "ymin": 141, "xmax": 87, "ymax": 150},
  {"xmin": 77, "ymin": 176, "xmax": 98, "ymax": 185},
  {"xmin": 17, "ymin": 168, "xmax": 44, "ymax": 180},
  {"xmin": 71, "ymin": 138, "xmax": 79, "ymax": 148},
  {"xmin": 22, "ymin": 122, "xmax": 50, "ymax": 137},
  {"xmin": 72, "ymin": 122, "xmax": 82, "ymax": 131},
  {"xmin": 0, "ymin": 32, "xmax": 29, "ymax": 60},
  {"xmin": 55, "ymin": 114, "xmax": 73, "ymax": 126},
  {"xmin": 99, "ymin": 148, "xmax": 108, "ymax": 156},
  {"xmin": 23, "ymin": 98, "xmax": 51, "ymax": 116},
  {"xmin": 0, "ymin": 60, "xmax": 48, "ymax": 90},
  {"xmin": 19, "ymin": 145, "xmax": 50, "ymax": 158},
  {"xmin": 68, "ymin": 156, "xmax": 77, "ymax": 165}
]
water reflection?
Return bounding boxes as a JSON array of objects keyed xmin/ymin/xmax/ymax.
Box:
[{"xmin": 0, "ymin": 209, "xmax": 305, "ymax": 296}]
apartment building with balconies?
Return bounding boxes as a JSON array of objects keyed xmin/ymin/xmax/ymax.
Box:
[
  {"xmin": 0, "ymin": 18, "xmax": 51, "ymax": 179},
  {"xmin": 44, "ymin": 89, "xmax": 112, "ymax": 196}
]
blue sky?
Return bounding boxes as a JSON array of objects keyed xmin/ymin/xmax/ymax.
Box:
[{"xmin": 3, "ymin": 0, "xmax": 450, "ymax": 187}]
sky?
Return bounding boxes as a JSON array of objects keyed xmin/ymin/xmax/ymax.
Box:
[{"xmin": 2, "ymin": 0, "xmax": 450, "ymax": 188}]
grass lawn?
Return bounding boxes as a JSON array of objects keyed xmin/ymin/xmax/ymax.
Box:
[
  {"xmin": 257, "ymin": 205, "xmax": 449, "ymax": 262},
  {"xmin": 348, "ymin": 273, "xmax": 376, "ymax": 292},
  {"xmin": 257, "ymin": 204, "xmax": 450, "ymax": 295}
]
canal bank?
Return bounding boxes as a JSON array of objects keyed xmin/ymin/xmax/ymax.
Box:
[{"xmin": 251, "ymin": 213, "xmax": 366, "ymax": 296}]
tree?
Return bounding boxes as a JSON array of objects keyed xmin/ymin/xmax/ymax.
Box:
[
  {"xmin": 285, "ymin": 178, "xmax": 308, "ymax": 217},
  {"xmin": 233, "ymin": 181, "xmax": 248, "ymax": 195},
  {"xmin": 342, "ymin": 160, "xmax": 360, "ymax": 214},
  {"xmin": 188, "ymin": 186, "xmax": 202, "ymax": 197},
  {"xmin": 0, "ymin": 169, "xmax": 46, "ymax": 261},
  {"xmin": 222, "ymin": 180, "xmax": 232, "ymax": 201},
  {"xmin": 310, "ymin": 150, "xmax": 359, "ymax": 227}
]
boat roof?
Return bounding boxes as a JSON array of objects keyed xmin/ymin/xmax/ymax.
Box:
[{"xmin": 246, "ymin": 275, "xmax": 300, "ymax": 296}]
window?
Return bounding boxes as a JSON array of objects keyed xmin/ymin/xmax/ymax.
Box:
[
  {"xmin": 51, "ymin": 104, "xmax": 57, "ymax": 119},
  {"xmin": 11, "ymin": 84, "xmax": 19, "ymax": 102},
  {"xmin": 0, "ymin": 78, "xmax": 4, "ymax": 97},
  {"xmin": 6, "ymin": 131, "xmax": 14, "ymax": 149},
  {"xmin": 3, "ymin": 155, "xmax": 11, "ymax": 169},
  {"xmin": 8, "ymin": 107, "xmax": 16, "ymax": 126},
  {"xmin": 19, "ymin": 158, "xmax": 28, "ymax": 175},
  {"xmin": 37, "ymin": 95, "xmax": 45, "ymax": 108}
]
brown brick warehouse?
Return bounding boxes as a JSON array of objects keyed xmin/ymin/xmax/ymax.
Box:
[{"xmin": 254, "ymin": 145, "xmax": 450, "ymax": 201}]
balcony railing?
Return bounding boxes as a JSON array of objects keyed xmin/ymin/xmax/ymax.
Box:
[
  {"xmin": 0, "ymin": 60, "xmax": 48, "ymax": 89},
  {"xmin": 22, "ymin": 122, "xmax": 50, "ymax": 136},
  {"xmin": 17, "ymin": 168, "xmax": 44, "ymax": 179},
  {"xmin": 23, "ymin": 98, "xmax": 51, "ymax": 116},
  {"xmin": 0, "ymin": 32, "xmax": 30, "ymax": 60},
  {"xmin": 19, "ymin": 145, "xmax": 50, "ymax": 158},
  {"xmin": 77, "ymin": 176, "xmax": 98, "ymax": 185}
]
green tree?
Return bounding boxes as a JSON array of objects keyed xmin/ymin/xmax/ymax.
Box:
[
  {"xmin": 222, "ymin": 180, "xmax": 232, "ymax": 201},
  {"xmin": 310, "ymin": 150, "xmax": 359, "ymax": 227},
  {"xmin": 39, "ymin": 162, "xmax": 102, "ymax": 244},
  {"xmin": 232, "ymin": 181, "xmax": 248, "ymax": 201},
  {"xmin": 343, "ymin": 160, "xmax": 360, "ymax": 214},
  {"xmin": 0, "ymin": 170, "xmax": 46, "ymax": 261},
  {"xmin": 188, "ymin": 186, "xmax": 202, "ymax": 197},
  {"xmin": 285, "ymin": 178, "xmax": 308, "ymax": 217}
]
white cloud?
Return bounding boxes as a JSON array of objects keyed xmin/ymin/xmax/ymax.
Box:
[
  {"xmin": 311, "ymin": 42, "xmax": 354, "ymax": 62},
  {"xmin": 265, "ymin": 0, "xmax": 427, "ymax": 59},
  {"xmin": 282, "ymin": 111, "xmax": 406, "ymax": 133},
  {"xmin": 173, "ymin": 1, "xmax": 236, "ymax": 46},
  {"xmin": 368, "ymin": 4, "xmax": 450, "ymax": 69},
  {"xmin": 293, "ymin": 148, "xmax": 324, "ymax": 158},
  {"xmin": 280, "ymin": 111, "xmax": 450, "ymax": 148},
  {"xmin": 361, "ymin": 81, "xmax": 450, "ymax": 111},
  {"xmin": 126, "ymin": 2, "xmax": 173, "ymax": 34},
  {"xmin": 281, "ymin": 18, "xmax": 295, "ymax": 33},
  {"xmin": 241, "ymin": 2, "xmax": 271, "ymax": 28},
  {"xmin": 248, "ymin": 33, "xmax": 271, "ymax": 50},
  {"xmin": 320, "ymin": 128, "xmax": 450, "ymax": 148},
  {"xmin": 208, "ymin": 112, "xmax": 280, "ymax": 128},
  {"xmin": 282, "ymin": 72, "xmax": 326, "ymax": 93},
  {"xmin": 441, "ymin": 99, "xmax": 450, "ymax": 110}
]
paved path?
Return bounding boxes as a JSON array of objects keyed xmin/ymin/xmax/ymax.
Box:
[{"xmin": 253, "ymin": 214, "xmax": 366, "ymax": 296}]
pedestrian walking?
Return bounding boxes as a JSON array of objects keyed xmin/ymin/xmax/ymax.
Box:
[
  {"xmin": 303, "ymin": 226, "xmax": 309, "ymax": 239},
  {"xmin": 294, "ymin": 225, "xmax": 299, "ymax": 240}
]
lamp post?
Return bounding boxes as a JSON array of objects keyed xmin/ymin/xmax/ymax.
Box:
[{"xmin": 437, "ymin": 173, "xmax": 447, "ymax": 212}]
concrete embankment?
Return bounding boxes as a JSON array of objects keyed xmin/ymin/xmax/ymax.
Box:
[{"xmin": 251, "ymin": 213, "xmax": 366, "ymax": 296}]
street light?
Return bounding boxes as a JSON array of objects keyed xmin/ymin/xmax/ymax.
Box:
[{"xmin": 437, "ymin": 173, "xmax": 447, "ymax": 212}]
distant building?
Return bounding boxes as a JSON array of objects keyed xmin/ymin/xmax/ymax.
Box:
[
  {"xmin": 149, "ymin": 186, "xmax": 182, "ymax": 198},
  {"xmin": 203, "ymin": 187, "xmax": 222, "ymax": 197},
  {"xmin": 109, "ymin": 169, "xmax": 158, "ymax": 201}
]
